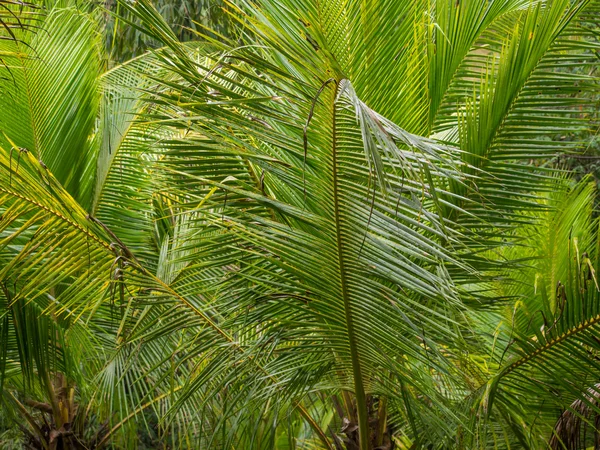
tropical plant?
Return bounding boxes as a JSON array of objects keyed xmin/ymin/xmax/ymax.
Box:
[{"xmin": 0, "ymin": 0, "xmax": 599, "ymax": 449}]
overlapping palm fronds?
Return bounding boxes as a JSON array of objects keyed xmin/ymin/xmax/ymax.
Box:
[{"xmin": 0, "ymin": 0, "xmax": 599, "ymax": 448}]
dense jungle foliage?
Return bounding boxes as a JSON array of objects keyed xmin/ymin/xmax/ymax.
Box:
[{"xmin": 0, "ymin": 0, "xmax": 600, "ymax": 449}]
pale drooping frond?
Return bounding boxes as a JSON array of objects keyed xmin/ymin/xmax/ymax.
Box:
[{"xmin": 0, "ymin": 6, "xmax": 101, "ymax": 204}]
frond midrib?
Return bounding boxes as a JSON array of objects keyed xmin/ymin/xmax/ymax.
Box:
[
  {"xmin": 331, "ymin": 78, "xmax": 369, "ymax": 450},
  {"xmin": 500, "ymin": 311, "xmax": 600, "ymax": 379},
  {"xmin": 0, "ymin": 186, "xmax": 109, "ymax": 251}
]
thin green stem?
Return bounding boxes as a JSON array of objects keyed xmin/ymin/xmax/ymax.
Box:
[
  {"xmin": 331, "ymin": 79, "xmax": 369, "ymax": 450},
  {"xmin": 6, "ymin": 391, "xmax": 49, "ymax": 450}
]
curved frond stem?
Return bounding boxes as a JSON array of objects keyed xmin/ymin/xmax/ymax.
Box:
[
  {"xmin": 130, "ymin": 265, "xmax": 335, "ymax": 449},
  {"xmin": 4, "ymin": 390, "xmax": 49, "ymax": 450},
  {"xmin": 95, "ymin": 386, "xmax": 183, "ymax": 448},
  {"xmin": 499, "ymin": 312, "xmax": 600, "ymax": 380},
  {"xmin": 331, "ymin": 78, "xmax": 369, "ymax": 450},
  {"xmin": 0, "ymin": 186, "xmax": 111, "ymax": 252}
]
